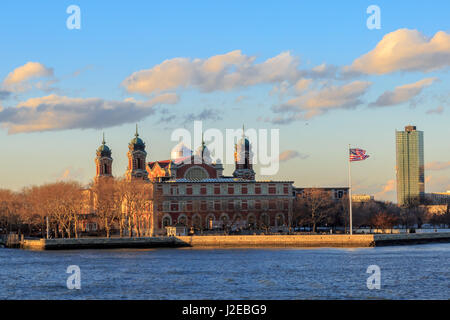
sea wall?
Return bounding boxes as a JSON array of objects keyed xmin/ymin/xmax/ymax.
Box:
[
  {"xmin": 177, "ymin": 234, "xmax": 375, "ymax": 248},
  {"xmin": 21, "ymin": 237, "xmax": 189, "ymax": 250},
  {"xmin": 18, "ymin": 232, "xmax": 450, "ymax": 250},
  {"xmin": 373, "ymin": 232, "xmax": 450, "ymax": 246}
]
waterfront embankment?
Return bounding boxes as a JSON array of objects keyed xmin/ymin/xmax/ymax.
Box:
[{"xmin": 16, "ymin": 232, "xmax": 450, "ymax": 250}]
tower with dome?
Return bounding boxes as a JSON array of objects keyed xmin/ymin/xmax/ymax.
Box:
[{"xmin": 94, "ymin": 133, "xmax": 113, "ymax": 182}]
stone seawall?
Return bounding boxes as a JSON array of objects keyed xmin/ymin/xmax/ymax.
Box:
[
  {"xmin": 373, "ymin": 232, "xmax": 450, "ymax": 246},
  {"xmin": 18, "ymin": 232, "xmax": 450, "ymax": 250},
  {"xmin": 21, "ymin": 237, "xmax": 190, "ymax": 250},
  {"xmin": 177, "ymin": 234, "xmax": 376, "ymax": 248}
]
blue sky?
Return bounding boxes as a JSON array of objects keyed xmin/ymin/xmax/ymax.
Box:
[{"xmin": 0, "ymin": 0, "xmax": 449, "ymax": 202}]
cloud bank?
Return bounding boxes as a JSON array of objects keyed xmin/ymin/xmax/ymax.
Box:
[
  {"xmin": 123, "ymin": 50, "xmax": 300, "ymax": 95},
  {"xmin": 279, "ymin": 150, "xmax": 309, "ymax": 162},
  {"xmin": 425, "ymin": 161, "xmax": 450, "ymax": 171},
  {"xmin": 274, "ymin": 81, "xmax": 372, "ymax": 119},
  {"xmin": 0, "ymin": 93, "xmax": 178, "ymax": 134},
  {"xmin": 345, "ymin": 29, "xmax": 450, "ymax": 74},
  {"xmin": 370, "ymin": 78, "xmax": 437, "ymax": 107}
]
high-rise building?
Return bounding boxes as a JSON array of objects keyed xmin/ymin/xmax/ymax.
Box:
[{"xmin": 395, "ymin": 125, "xmax": 424, "ymax": 206}]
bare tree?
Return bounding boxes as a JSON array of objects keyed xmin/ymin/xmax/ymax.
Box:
[
  {"xmin": 91, "ymin": 179, "xmax": 122, "ymax": 238},
  {"xmin": 294, "ymin": 189, "xmax": 334, "ymax": 233},
  {"xmin": 370, "ymin": 212, "xmax": 398, "ymax": 230}
]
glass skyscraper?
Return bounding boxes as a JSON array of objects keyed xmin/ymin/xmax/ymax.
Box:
[{"xmin": 395, "ymin": 125, "xmax": 424, "ymax": 206}]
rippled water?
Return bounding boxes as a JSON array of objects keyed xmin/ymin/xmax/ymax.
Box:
[{"xmin": 0, "ymin": 244, "xmax": 449, "ymax": 299}]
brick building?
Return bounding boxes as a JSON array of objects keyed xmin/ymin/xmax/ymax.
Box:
[{"xmin": 92, "ymin": 127, "xmax": 295, "ymax": 235}]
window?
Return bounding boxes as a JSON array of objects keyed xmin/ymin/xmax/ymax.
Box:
[
  {"xmin": 207, "ymin": 216, "xmax": 214, "ymax": 229},
  {"xmin": 268, "ymin": 184, "xmax": 276, "ymax": 194},
  {"xmin": 248, "ymin": 215, "xmax": 255, "ymax": 227},
  {"xmin": 269, "ymin": 200, "xmax": 276, "ymax": 210},
  {"xmin": 241, "ymin": 184, "xmax": 248, "ymax": 194},
  {"xmin": 228, "ymin": 184, "xmax": 234, "ymax": 195},
  {"xmin": 170, "ymin": 201, "xmax": 179, "ymax": 212},
  {"xmin": 276, "ymin": 215, "xmax": 284, "ymax": 227},
  {"xmin": 171, "ymin": 185, "xmax": 178, "ymax": 195},
  {"xmin": 228, "ymin": 201, "xmax": 234, "ymax": 210},
  {"xmin": 186, "ymin": 185, "xmax": 193, "ymax": 195},
  {"xmin": 200, "ymin": 201, "xmax": 207, "ymax": 211},
  {"xmin": 255, "ymin": 184, "xmax": 261, "ymax": 194},
  {"xmin": 178, "ymin": 215, "xmax": 187, "ymax": 226},
  {"xmin": 186, "ymin": 201, "xmax": 193, "ymax": 212},
  {"xmin": 242, "ymin": 200, "xmax": 248, "ymax": 210},
  {"xmin": 200, "ymin": 184, "xmax": 207, "ymax": 195},
  {"xmin": 283, "ymin": 185, "xmax": 289, "ymax": 194},
  {"xmin": 214, "ymin": 201, "xmax": 221, "ymax": 211},
  {"xmin": 261, "ymin": 214, "xmax": 270, "ymax": 226},
  {"xmin": 185, "ymin": 167, "xmax": 208, "ymax": 180},
  {"xmin": 214, "ymin": 184, "xmax": 220, "ymax": 195},
  {"xmin": 255, "ymin": 200, "xmax": 261, "ymax": 210},
  {"xmin": 162, "ymin": 216, "xmax": 171, "ymax": 228},
  {"xmin": 193, "ymin": 216, "xmax": 201, "ymax": 228}
]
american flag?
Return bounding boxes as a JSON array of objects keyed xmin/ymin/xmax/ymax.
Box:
[{"xmin": 349, "ymin": 148, "xmax": 369, "ymax": 162}]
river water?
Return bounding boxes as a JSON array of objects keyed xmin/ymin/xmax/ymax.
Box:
[{"xmin": 0, "ymin": 244, "xmax": 449, "ymax": 299}]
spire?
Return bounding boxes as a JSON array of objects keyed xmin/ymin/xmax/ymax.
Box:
[
  {"xmin": 201, "ymin": 131, "xmax": 205, "ymax": 159},
  {"xmin": 135, "ymin": 123, "xmax": 139, "ymax": 137},
  {"xmin": 102, "ymin": 132, "xmax": 106, "ymax": 145},
  {"xmin": 242, "ymin": 124, "xmax": 245, "ymax": 139}
]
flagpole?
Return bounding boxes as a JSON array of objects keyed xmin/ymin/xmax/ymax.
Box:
[{"xmin": 348, "ymin": 144, "xmax": 353, "ymax": 235}]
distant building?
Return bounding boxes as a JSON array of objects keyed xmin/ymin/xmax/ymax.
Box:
[
  {"xmin": 352, "ymin": 194, "xmax": 374, "ymax": 203},
  {"xmin": 425, "ymin": 191, "xmax": 450, "ymax": 204},
  {"xmin": 294, "ymin": 187, "xmax": 349, "ymax": 201},
  {"xmin": 395, "ymin": 125, "xmax": 424, "ymax": 206}
]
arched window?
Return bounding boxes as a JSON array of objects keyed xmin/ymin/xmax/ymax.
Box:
[
  {"xmin": 178, "ymin": 215, "xmax": 187, "ymax": 226},
  {"xmin": 185, "ymin": 166, "xmax": 208, "ymax": 180},
  {"xmin": 276, "ymin": 214, "xmax": 284, "ymax": 227},
  {"xmin": 261, "ymin": 213, "xmax": 270, "ymax": 227},
  {"xmin": 193, "ymin": 215, "xmax": 202, "ymax": 229},
  {"xmin": 162, "ymin": 216, "xmax": 172, "ymax": 228},
  {"xmin": 247, "ymin": 215, "xmax": 256, "ymax": 228},
  {"xmin": 206, "ymin": 214, "xmax": 215, "ymax": 229},
  {"xmin": 104, "ymin": 163, "xmax": 108, "ymax": 174},
  {"xmin": 220, "ymin": 214, "xmax": 229, "ymax": 228}
]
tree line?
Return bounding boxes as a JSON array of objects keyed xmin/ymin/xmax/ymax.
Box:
[
  {"xmin": 293, "ymin": 189, "xmax": 450, "ymax": 233},
  {"xmin": 0, "ymin": 178, "xmax": 156, "ymax": 238},
  {"xmin": 1, "ymin": 184, "xmax": 448, "ymax": 237}
]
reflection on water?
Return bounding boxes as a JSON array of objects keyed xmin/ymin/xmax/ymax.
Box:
[{"xmin": 0, "ymin": 244, "xmax": 449, "ymax": 299}]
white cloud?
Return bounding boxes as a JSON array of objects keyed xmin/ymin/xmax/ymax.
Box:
[
  {"xmin": 345, "ymin": 29, "xmax": 450, "ymax": 75},
  {"xmin": 3, "ymin": 62, "xmax": 54, "ymax": 92},
  {"xmin": 274, "ymin": 80, "xmax": 372, "ymax": 119},
  {"xmin": 279, "ymin": 150, "xmax": 309, "ymax": 162},
  {"xmin": 294, "ymin": 78, "xmax": 313, "ymax": 93},
  {"xmin": 426, "ymin": 105, "xmax": 444, "ymax": 114},
  {"xmin": 425, "ymin": 161, "xmax": 450, "ymax": 171},
  {"xmin": 369, "ymin": 77, "xmax": 438, "ymax": 107},
  {"xmin": 375, "ymin": 179, "xmax": 396, "ymax": 199},
  {"xmin": 0, "ymin": 93, "xmax": 178, "ymax": 134},
  {"xmin": 122, "ymin": 50, "xmax": 300, "ymax": 94}
]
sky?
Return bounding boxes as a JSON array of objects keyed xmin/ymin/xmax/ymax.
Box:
[{"xmin": 0, "ymin": 0, "xmax": 449, "ymax": 202}]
